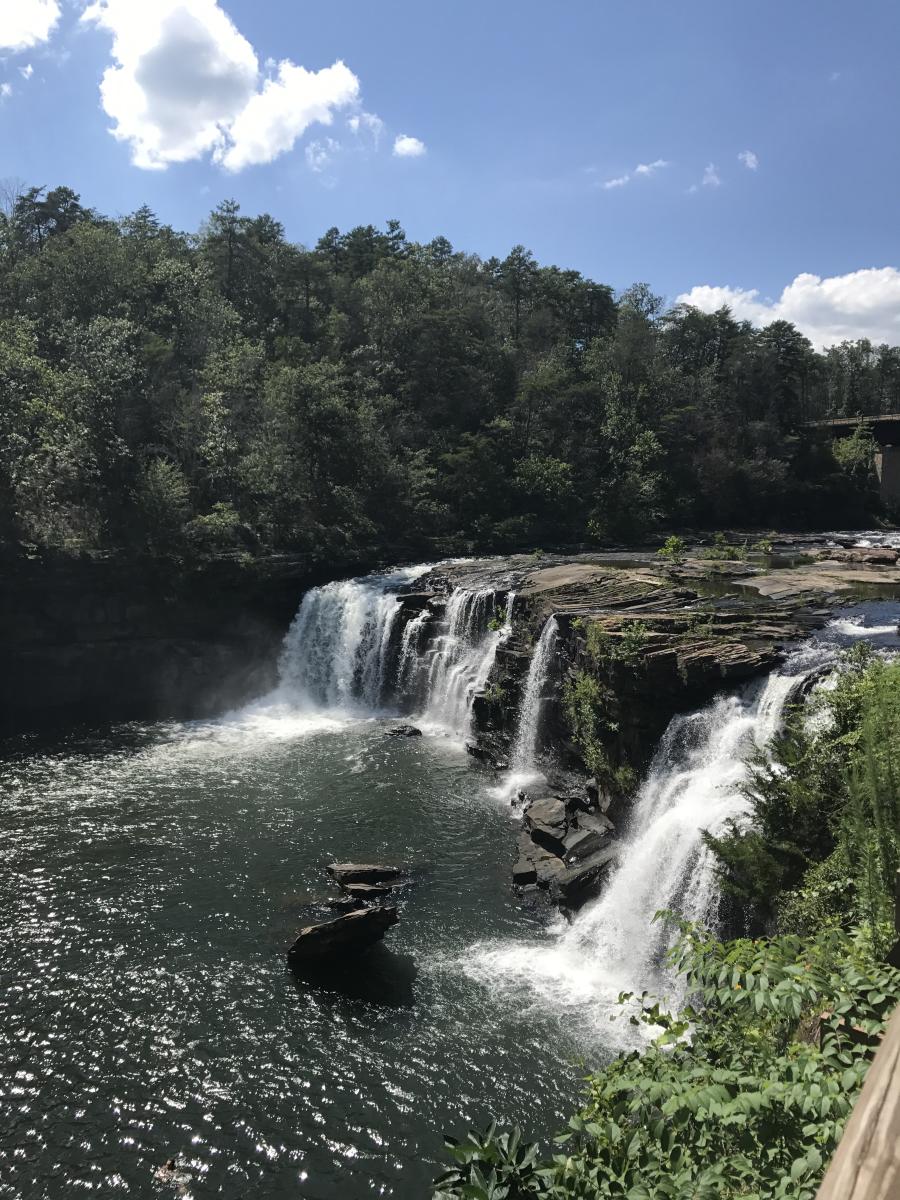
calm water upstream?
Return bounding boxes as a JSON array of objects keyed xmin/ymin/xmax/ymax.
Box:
[{"xmin": 0, "ymin": 711, "xmax": 587, "ymax": 1199}]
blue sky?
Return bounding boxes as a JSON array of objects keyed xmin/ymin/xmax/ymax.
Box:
[{"xmin": 2, "ymin": 0, "xmax": 899, "ymax": 346}]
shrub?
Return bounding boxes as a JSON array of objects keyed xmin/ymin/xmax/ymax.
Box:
[{"xmin": 434, "ymin": 923, "xmax": 900, "ymax": 1200}]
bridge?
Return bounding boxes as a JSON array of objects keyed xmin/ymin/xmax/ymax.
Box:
[{"xmin": 806, "ymin": 414, "xmax": 900, "ymax": 504}]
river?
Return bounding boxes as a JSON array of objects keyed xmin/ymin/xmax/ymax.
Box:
[{"xmin": 1, "ymin": 564, "xmax": 897, "ymax": 1199}]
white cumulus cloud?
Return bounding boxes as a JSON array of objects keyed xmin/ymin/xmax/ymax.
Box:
[
  {"xmin": 20, "ymin": 63, "xmax": 35, "ymax": 80},
  {"xmin": 0, "ymin": 0, "xmax": 60, "ymax": 52},
  {"xmin": 676, "ymin": 268, "xmax": 900, "ymax": 350},
  {"xmin": 393, "ymin": 133, "xmax": 426, "ymax": 158},
  {"xmin": 738, "ymin": 149, "xmax": 759, "ymax": 170},
  {"xmin": 81, "ymin": 0, "xmax": 361, "ymax": 171},
  {"xmin": 602, "ymin": 173, "xmax": 630, "ymax": 189},
  {"xmin": 218, "ymin": 59, "xmax": 358, "ymax": 171}
]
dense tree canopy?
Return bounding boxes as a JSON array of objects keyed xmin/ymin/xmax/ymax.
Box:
[{"xmin": 0, "ymin": 185, "xmax": 895, "ymax": 562}]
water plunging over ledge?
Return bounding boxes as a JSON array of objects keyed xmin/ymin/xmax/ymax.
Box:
[{"xmin": 464, "ymin": 615, "xmax": 898, "ymax": 1036}]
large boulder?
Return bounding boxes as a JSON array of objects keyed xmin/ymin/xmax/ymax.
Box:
[
  {"xmin": 524, "ymin": 797, "xmax": 569, "ymax": 853},
  {"xmin": 550, "ymin": 844, "xmax": 619, "ymax": 907},
  {"xmin": 563, "ymin": 814, "xmax": 611, "ymax": 862},
  {"xmin": 287, "ymin": 906, "xmax": 399, "ymax": 962},
  {"xmin": 386, "ymin": 725, "xmax": 423, "ymax": 738},
  {"xmin": 328, "ymin": 862, "xmax": 405, "ymax": 885}
]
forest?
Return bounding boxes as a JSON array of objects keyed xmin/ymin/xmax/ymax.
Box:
[{"xmin": 1, "ymin": 184, "xmax": 898, "ymax": 567}]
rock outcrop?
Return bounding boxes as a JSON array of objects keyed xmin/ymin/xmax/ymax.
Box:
[
  {"xmin": 287, "ymin": 906, "xmax": 399, "ymax": 962},
  {"xmin": 513, "ymin": 789, "xmax": 620, "ymax": 908}
]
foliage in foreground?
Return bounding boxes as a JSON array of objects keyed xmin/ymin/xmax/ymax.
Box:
[
  {"xmin": 434, "ymin": 922, "xmax": 900, "ymax": 1199},
  {"xmin": 707, "ymin": 648, "xmax": 900, "ymax": 952}
]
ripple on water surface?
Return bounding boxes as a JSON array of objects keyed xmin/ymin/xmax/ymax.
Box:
[{"xmin": 0, "ymin": 714, "xmax": 587, "ymax": 1199}]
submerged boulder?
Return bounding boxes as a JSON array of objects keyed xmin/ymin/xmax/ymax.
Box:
[
  {"xmin": 287, "ymin": 906, "xmax": 399, "ymax": 962},
  {"xmin": 328, "ymin": 862, "xmax": 405, "ymax": 885}
]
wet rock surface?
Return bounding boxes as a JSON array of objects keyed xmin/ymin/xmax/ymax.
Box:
[
  {"xmin": 327, "ymin": 862, "xmax": 405, "ymax": 886},
  {"xmin": 287, "ymin": 906, "xmax": 400, "ymax": 962},
  {"xmin": 512, "ymin": 785, "xmax": 619, "ymax": 908}
]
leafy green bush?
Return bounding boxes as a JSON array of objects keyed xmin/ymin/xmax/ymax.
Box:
[
  {"xmin": 434, "ymin": 923, "xmax": 900, "ymax": 1200},
  {"xmin": 562, "ymin": 669, "xmax": 615, "ymax": 780},
  {"xmin": 657, "ymin": 534, "xmax": 687, "ymax": 564}
]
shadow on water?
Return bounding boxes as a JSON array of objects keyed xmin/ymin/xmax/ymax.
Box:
[{"xmin": 288, "ymin": 944, "xmax": 418, "ymax": 1009}]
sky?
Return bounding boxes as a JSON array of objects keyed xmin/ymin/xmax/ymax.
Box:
[{"xmin": 1, "ymin": 0, "xmax": 899, "ymax": 348}]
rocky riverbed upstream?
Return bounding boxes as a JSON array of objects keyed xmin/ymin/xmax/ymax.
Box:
[{"xmin": 1, "ymin": 533, "xmax": 899, "ymax": 1197}]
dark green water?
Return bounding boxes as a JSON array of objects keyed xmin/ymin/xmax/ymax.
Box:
[{"xmin": 0, "ymin": 711, "xmax": 587, "ymax": 1199}]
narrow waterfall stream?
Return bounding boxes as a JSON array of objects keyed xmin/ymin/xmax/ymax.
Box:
[{"xmin": 493, "ymin": 615, "xmax": 559, "ymax": 802}]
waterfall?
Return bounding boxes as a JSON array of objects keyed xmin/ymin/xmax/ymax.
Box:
[
  {"xmin": 511, "ymin": 617, "xmax": 559, "ymax": 775},
  {"xmin": 417, "ymin": 588, "xmax": 513, "ymax": 738},
  {"xmin": 466, "ymin": 634, "xmax": 846, "ymax": 1032},
  {"xmin": 277, "ymin": 566, "xmax": 430, "ymax": 711},
  {"xmin": 275, "ymin": 569, "xmax": 514, "ymax": 738}
]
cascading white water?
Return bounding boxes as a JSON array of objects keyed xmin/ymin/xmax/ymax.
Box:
[
  {"xmin": 274, "ymin": 568, "xmax": 515, "ymax": 739},
  {"xmin": 512, "ymin": 617, "xmax": 559, "ymax": 768},
  {"xmin": 492, "ymin": 616, "xmax": 559, "ymax": 802},
  {"xmin": 417, "ymin": 589, "xmax": 514, "ymax": 738},
  {"xmin": 277, "ymin": 566, "xmax": 430, "ymax": 710},
  {"xmin": 466, "ymin": 635, "xmax": 845, "ymax": 1032}
]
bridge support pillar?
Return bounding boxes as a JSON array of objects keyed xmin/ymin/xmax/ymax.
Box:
[{"xmin": 875, "ymin": 445, "xmax": 900, "ymax": 505}]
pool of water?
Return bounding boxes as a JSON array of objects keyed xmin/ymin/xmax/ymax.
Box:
[{"xmin": 0, "ymin": 712, "xmax": 590, "ymax": 1199}]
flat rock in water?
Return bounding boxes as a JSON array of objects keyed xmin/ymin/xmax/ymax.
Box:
[
  {"xmin": 386, "ymin": 725, "xmax": 423, "ymax": 738},
  {"xmin": 287, "ymin": 906, "xmax": 399, "ymax": 962},
  {"xmin": 328, "ymin": 862, "xmax": 405, "ymax": 885}
]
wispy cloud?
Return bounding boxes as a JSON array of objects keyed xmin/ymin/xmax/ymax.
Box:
[
  {"xmin": 347, "ymin": 110, "xmax": 384, "ymax": 147},
  {"xmin": 19, "ymin": 63, "xmax": 34, "ymax": 80},
  {"xmin": 305, "ymin": 137, "xmax": 341, "ymax": 173},
  {"xmin": 738, "ymin": 149, "xmax": 758, "ymax": 170},
  {"xmin": 600, "ymin": 158, "xmax": 669, "ymax": 190},
  {"xmin": 702, "ymin": 162, "xmax": 721, "ymax": 187},
  {"xmin": 0, "ymin": 83, "xmax": 12, "ymax": 100},
  {"xmin": 634, "ymin": 158, "xmax": 668, "ymax": 176}
]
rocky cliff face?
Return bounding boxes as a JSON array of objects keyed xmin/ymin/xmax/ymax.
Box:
[{"xmin": 0, "ymin": 555, "xmax": 359, "ymax": 732}]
